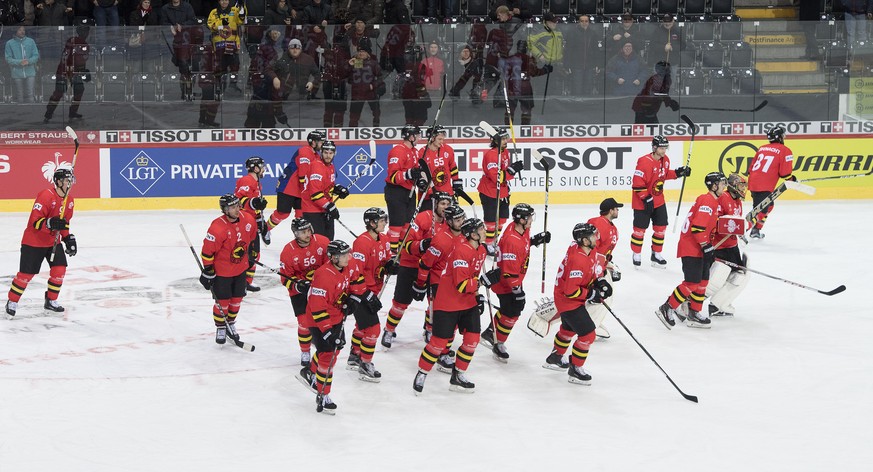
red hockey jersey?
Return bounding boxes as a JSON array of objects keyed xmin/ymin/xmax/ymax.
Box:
[
  {"xmin": 631, "ymin": 153, "xmax": 677, "ymax": 210},
  {"xmin": 419, "ymin": 143, "xmax": 459, "ymax": 195},
  {"xmin": 22, "ymin": 187, "xmax": 74, "ymax": 248},
  {"xmin": 714, "ymin": 192, "xmax": 744, "ymax": 250},
  {"xmin": 352, "ymin": 231, "xmax": 392, "ymax": 294},
  {"xmin": 279, "ymin": 233, "xmax": 331, "ymax": 296},
  {"xmin": 748, "ymin": 143, "xmax": 794, "ymax": 193},
  {"xmin": 301, "ymin": 158, "xmax": 336, "ymax": 214},
  {"xmin": 201, "ymin": 212, "xmax": 258, "ymax": 277},
  {"xmin": 417, "ymin": 225, "xmax": 463, "ymax": 284},
  {"xmin": 492, "ymin": 226, "xmax": 530, "ymax": 295},
  {"xmin": 304, "ymin": 262, "xmax": 350, "ymax": 331},
  {"xmin": 385, "ymin": 143, "xmax": 419, "ymax": 190},
  {"xmin": 432, "ymin": 240, "xmax": 487, "ymax": 312},
  {"xmin": 234, "ymin": 174, "xmax": 263, "ymax": 219},
  {"xmin": 677, "ymin": 192, "xmax": 721, "ymax": 258},
  {"xmin": 553, "ymin": 244, "xmax": 603, "ymax": 314},
  {"xmin": 277, "ymin": 146, "xmax": 318, "ymax": 197},
  {"xmin": 477, "ymin": 148, "xmax": 514, "ymax": 199},
  {"xmin": 400, "ymin": 210, "xmax": 444, "ymax": 269},
  {"xmin": 587, "ymin": 215, "xmax": 619, "ymax": 260}
]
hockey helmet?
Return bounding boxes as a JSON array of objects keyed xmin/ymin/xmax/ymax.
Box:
[
  {"xmin": 363, "ymin": 207, "xmax": 388, "ymax": 225},
  {"xmin": 219, "ymin": 193, "xmax": 241, "ymax": 211},
  {"xmin": 443, "ymin": 204, "xmax": 466, "ymax": 222},
  {"xmin": 53, "ymin": 168, "xmax": 74, "ymax": 184},
  {"xmin": 321, "ymin": 140, "xmax": 337, "ymax": 153},
  {"xmin": 572, "ymin": 222, "xmax": 598, "ymax": 245},
  {"xmin": 652, "ymin": 135, "xmax": 669, "ymax": 149},
  {"xmin": 427, "ymin": 125, "xmax": 447, "ymax": 139},
  {"xmin": 511, "ymin": 202, "xmax": 535, "ymax": 222},
  {"xmin": 307, "ymin": 130, "xmax": 326, "ymax": 145},
  {"xmin": 291, "ymin": 217, "xmax": 313, "ymax": 234},
  {"xmin": 490, "ymin": 128, "xmax": 510, "ymax": 148},
  {"xmin": 705, "ymin": 171, "xmax": 727, "ymax": 191},
  {"xmin": 401, "ymin": 124, "xmax": 421, "ymax": 140},
  {"xmin": 460, "ymin": 218, "xmax": 485, "ymax": 238},
  {"xmin": 766, "ymin": 126, "xmax": 785, "ymax": 144},
  {"xmin": 245, "ymin": 156, "xmax": 265, "ymax": 172},
  {"xmin": 327, "ymin": 240, "xmax": 351, "ymax": 258},
  {"xmin": 727, "ymin": 173, "xmax": 748, "ymax": 199},
  {"xmin": 432, "ymin": 190, "xmax": 453, "ymax": 205}
]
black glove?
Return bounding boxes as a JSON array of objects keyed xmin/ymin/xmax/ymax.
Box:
[
  {"xmin": 199, "ymin": 265, "xmax": 216, "ymax": 290},
  {"xmin": 322, "ymin": 325, "xmax": 345, "ymax": 349},
  {"xmin": 506, "ymin": 160, "xmax": 524, "ymax": 176},
  {"xmin": 250, "ymin": 196, "xmax": 267, "ymax": 211},
  {"xmin": 485, "ymin": 243, "xmax": 498, "ymax": 258},
  {"xmin": 418, "ymin": 238, "xmax": 432, "ymax": 253},
  {"xmin": 479, "ymin": 268, "xmax": 501, "ymax": 288},
  {"xmin": 415, "ymin": 177, "xmax": 429, "ymax": 191},
  {"xmin": 643, "ymin": 195, "xmax": 655, "ymax": 213},
  {"xmin": 331, "ymin": 185, "xmax": 350, "ymax": 199},
  {"xmin": 476, "ymin": 294, "xmax": 486, "ymax": 315},
  {"xmin": 260, "ymin": 222, "xmax": 271, "ymax": 246},
  {"xmin": 667, "ymin": 98, "xmax": 680, "ymax": 111},
  {"xmin": 248, "ymin": 244, "xmax": 259, "ymax": 266},
  {"xmin": 221, "ymin": 17, "xmax": 229, "ymax": 26},
  {"xmin": 46, "ymin": 217, "xmax": 68, "ymax": 231},
  {"xmin": 404, "ymin": 166, "xmax": 421, "ymax": 181},
  {"xmin": 382, "ymin": 258, "xmax": 399, "ymax": 276},
  {"xmin": 325, "ymin": 202, "xmax": 340, "ymax": 221},
  {"xmin": 293, "ymin": 279, "xmax": 311, "ymax": 294},
  {"xmin": 702, "ymin": 243, "xmax": 716, "ymax": 266},
  {"xmin": 356, "ymin": 290, "xmax": 382, "ymax": 314},
  {"xmin": 588, "ymin": 278, "xmax": 613, "ymax": 303},
  {"xmin": 675, "ymin": 166, "xmax": 692, "ymax": 178},
  {"xmin": 511, "ymin": 285, "xmax": 526, "ymax": 312},
  {"xmin": 275, "ymin": 112, "xmax": 288, "ymax": 125},
  {"xmin": 62, "ymin": 235, "xmax": 77, "ymax": 256},
  {"xmin": 341, "ymin": 297, "xmax": 358, "ymax": 317},
  {"xmin": 412, "ymin": 281, "xmax": 428, "ymax": 301},
  {"xmin": 530, "ymin": 231, "xmax": 551, "ymax": 247},
  {"xmin": 543, "ymin": 64, "xmax": 554, "ymax": 74},
  {"xmin": 452, "ymin": 181, "xmax": 464, "ymax": 195},
  {"xmin": 785, "ymin": 175, "xmax": 797, "ymax": 182}
]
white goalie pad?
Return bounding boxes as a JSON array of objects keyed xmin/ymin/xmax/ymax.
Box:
[
  {"xmin": 705, "ymin": 261, "xmax": 732, "ymax": 298},
  {"xmin": 527, "ymin": 297, "xmax": 559, "ymax": 338},
  {"xmin": 710, "ymin": 267, "xmax": 750, "ymax": 315}
]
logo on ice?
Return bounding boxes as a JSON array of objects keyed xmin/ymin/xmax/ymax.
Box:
[
  {"xmin": 121, "ymin": 151, "xmax": 165, "ymax": 195},
  {"xmin": 339, "ymin": 146, "xmax": 382, "ymax": 191}
]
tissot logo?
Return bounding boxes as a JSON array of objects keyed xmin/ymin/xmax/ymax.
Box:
[{"xmin": 121, "ymin": 151, "xmax": 165, "ymax": 195}]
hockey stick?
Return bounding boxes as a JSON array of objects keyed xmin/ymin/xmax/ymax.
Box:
[
  {"xmin": 799, "ymin": 169, "xmax": 873, "ymax": 183},
  {"xmin": 715, "ymin": 258, "xmax": 846, "ymax": 296},
  {"xmin": 50, "ymin": 126, "xmax": 80, "ymax": 263},
  {"xmin": 744, "ymin": 180, "xmax": 816, "ymax": 223},
  {"xmin": 180, "ymin": 224, "xmax": 255, "ymax": 352},
  {"xmin": 533, "ymin": 149, "xmax": 550, "ymax": 293},
  {"xmin": 378, "ymin": 188, "xmax": 431, "ymax": 298},
  {"xmin": 335, "ymin": 218, "xmax": 358, "ymax": 239},
  {"xmin": 680, "ymin": 100, "xmax": 768, "ymax": 113},
  {"xmin": 672, "ymin": 114, "xmax": 697, "ymax": 233},
  {"xmin": 601, "ymin": 301, "xmax": 698, "ymax": 403},
  {"xmin": 410, "ymin": 74, "xmax": 448, "ymax": 198}
]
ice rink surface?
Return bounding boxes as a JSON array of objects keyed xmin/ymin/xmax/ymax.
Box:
[{"xmin": 0, "ymin": 200, "xmax": 870, "ymax": 471}]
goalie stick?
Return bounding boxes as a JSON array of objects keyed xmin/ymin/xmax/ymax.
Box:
[
  {"xmin": 180, "ymin": 224, "xmax": 255, "ymax": 352},
  {"xmin": 715, "ymin": 258, "xmax": 846, "ymax": 296},
  {"xmin": 50, "ymin": 126, "xmax": 80, "ymax": 263},
  {"xmin": 602, "ymin": 301, "xmax": 698, "ymax": 403},
  {"xmin": 672, "ymin": 114, "xmax": 698, "ymax": 233},
  {"xmin": 744, "ymin": 180, "xmax": 816, "ymax": 222},
  {"xmin": 534, "ymin": 149, "xmax": 550, "ymax": 294},
  {"xmin": 798, "ymin": 169, "xmax": 873, "ymax": 183}
]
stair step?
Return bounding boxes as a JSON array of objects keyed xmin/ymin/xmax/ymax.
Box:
[
  {"xmin": 760, "ymin": 71, "xmax": 826, "ymax": 86},
  {"xmin": 755, "ymin": 60, "xmax": 820, "ymax": 72},
  {"xmin": 762, "ymin": 86, "xmax": 830, "ymax": 94},
  {"xmin": 753, "ymin": 45, "xmax": 808, "ymax": 59},
  {"xmin": 736, "ymin": 7, "xmax": 798, "ymax": 19},
  {"xmin": 746, "ymin": 32, "xmax": 807, "ymax": 46}
]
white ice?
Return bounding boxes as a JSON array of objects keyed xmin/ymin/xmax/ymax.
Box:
[{"xmin": 0, "ymin": 201, "xmax": 870, "ymax": 472}]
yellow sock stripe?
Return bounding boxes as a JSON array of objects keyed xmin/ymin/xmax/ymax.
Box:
[
  {"xmin": 421, "ymin": 349, "xmax": 438, "ymax": 363},
  {"xmin": 690, "ymin": 291, "xmax": 706, "ymax": 302},
  {"xmin": 213, "ymin": 314, "xmax": 225, "ymax": 323},
  {"xmin": 10, "ymin": 284, "xmax": 25, "ymax": 296},
  {"xmin": 571, "ymin": 347, "xmax": 589, "ymax": 359},
  {"xmin": 456, "ymin": 349, "xmax": 474, "ymax": 362},
  {"xmin": 298, "ymin": 333, "xmax": 312, "ymax": 342},
  {"xmin": 554, "ymin": 337, "xmax": 571, "ymax": 348},
  {"xmin": 630, "ymin": 236, "xmax": 644, "ymax": 246},
  {"xmin": 246, "ymin": 269, "xmax": 255, "ymax": 277},
  {"xmin": 360, "ymin": 344, "xmax": 376, "ymax": 354},
  {"xmin": 672, "ymin": 288, "xmax": 688, "ymax": 303},
  {"xmin": 652, "ymin": 236, "xmax": 665, "ymax": 245}
]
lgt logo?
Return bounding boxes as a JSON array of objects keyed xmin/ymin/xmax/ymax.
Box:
[
  {"xmin": 121, "ymin": 151, "xmax": 165, "ymax": 195},
  {"xmin": 339, "ymin": 146, "xmax": 383, "ymax": 192}
]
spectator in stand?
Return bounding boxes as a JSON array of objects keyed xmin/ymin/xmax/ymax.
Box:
[
  {"xmin": 527, "ymin": 11, "xmax": 564, "ymax": 96},
  {"xmin": 207, "ymin": 0, "xmax": 245, "ymax": 93},
  {"xmin": 69, "ymin": 0, "xmax": 92, "ymax": 22},
  {"xmin": 333, "ymin": 0, "xmax": 383, "ymax": 27},
  {"xmin": 646, "ymin": 14, "xmax": 685, "ymax": 65},
  {"xmin": 384, "ymin": 0, "xmax": 411, "ymax": 25},
  {"xmin": 348, "ymin": 17, "xmax": 380, "ymax": 53},
  {"xmin": 44, "ymin": 25, "xmax": 91, "ymax": 123},
  {"xmin": 400, "ymin": 44, "xmax": 430, "ymax": 126},
  {"xmin": 245, "ymin": 27, "xmax": 284, "ymax": 128},
  {"xmin": 380, "ymin": 0, "xmax": 413, "ymax": 81},
  {"xmin": 347, "ymin": 37, "xmax": 384, "ymax": 127},
  {"xmin": 5, "ymin": 26, "xmax": 39, "ymax": 103},
  {"xmin": 609, "ymin": 15, "xmax": 644, "ymax": 56},
  {"xmin": 35, "ymin": 0, "xmax": 73, "ymax": 26},
  {"xmin": 500, "ymin": 39, "xmax": 550, "ymax": 125},
  {"xmin": 564, "ymin": 14, "xmax": 604, "ymax": 97},
  {"xmin": 491, "ymin": 1, "xmax": 528, "ymax": 22},
  {"xmin": 93, "ymin": 0, "xmax": 121, "ymax": 27},
  {"xmin": 449, "ymin": 44, "xmax": 485, "ymax": 103},
  {"xmin": 160, "ymin": 0, "xmax": 197, "ymax": 100},
  {"xmin": 302, "ymin": 0, "xmax": 331, "ymax": 28},
  {"xmin": 423, "ymin": 0, "xmax": 455, "ymax": 22},
  {"xmin": 423, "ymin": 40, "xmax": 444, "ymax": 91},
  {"xmin": 321, "ymin": 27, "xmax": 352, "ymax": 126},
  {"xmin": 128, "ymin": 0, "xmax": 157, "ymax": 26},
  {"xmin": 840, "ymin": 0, "xmax": 872, "ymax": 47},
  {"xmin": 606, "ymin": 41, "xmax": 646, "ymax": 96},
  {"xmin": 286, "ymin": 0, "xmax": 307, "ymax": 25},
  {"xmin": 268, "ymin": 37, "xmax": 319, "ymax": 109},
  {"xmin": 264, "ymin": 0, "xmax": 292, "ymax": 27}
]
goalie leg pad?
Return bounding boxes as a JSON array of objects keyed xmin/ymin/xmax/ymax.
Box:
[{"xmin": 705, "ymin": 261, "xmax": 732, "ymax": 298}]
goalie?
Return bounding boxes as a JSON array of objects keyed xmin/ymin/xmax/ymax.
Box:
[{"xmin": 706, "ymin": 173, "xmax": 751, "ymax": 317}]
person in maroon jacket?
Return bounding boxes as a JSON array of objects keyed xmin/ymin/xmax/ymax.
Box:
[
  {"xmin": 347, "ymin": 37, "xmax": 384, "ymax": 127},
  {"xmin": 6, "ymin": 168, "xmax": 77, "ymax": 318},
  {"xmin": 414, "ymin": 218, "xmax": 488, "ymax": 395},
  {"xmin": 43, "ymin": 25, "xmax": 91, "ymax": 123}
]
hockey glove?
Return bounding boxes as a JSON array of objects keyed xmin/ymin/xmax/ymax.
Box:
[
  {"xmin": 587, "ymin": 278, "xmax": 613, "ymax": 303},
  {"xmin": 199, "ymin": 265, "xmax": 216, "ymax": 290},
  {"xmin": 361, "ymin": 290, "xmax": 383, "ymax": 314},
  {"xmin": 248, "ymin": 244, "xmax": 259, "ymax": 267},
  {"xmin": 341, "ymin": 297, "xmax": 358, "ymax": 317},
  {"xmin": 63, "ymin": 235, "xmax": 77, "ymax": 257},
  {"xmin": 485, "ymin": 243, "xmax": 498, "ymax": 258},
  {"xmin": 530, "ymin": 231, "xmax": 551, "ymax": 247},
  {"xmin": 609, "ymin": 263, "xmax": 622, "ymax": 282},
  {"xmin": 506, "ymin": 160, "xmax": 525, "ymax": 176},
  {"xmin": 675, "ymin": 166, "xmax": 692, "ymax": 178},
  {"xmin": 785, "ymin": 174, "xmax": 797, "ymax": 182},
  {"xmin": 293, "ymin": 279, "xmax": 311, "ymax": 295},
  {"xmin": 643, "ymin": 195, "xmax": 655, "ymax": 213},
  {"xmin": 403, "ymin": 166, "xmax": 421, "ymax": 182},
  {"xmin": 476, "ymin": 294, "xmax": 486, "ymax": 315},
  {"xmin": 46, "ymin": 217, "xmax": 68, "ymax": 231},
  {"xmin": 412, "ymin": 281, "xmax": 428, "ymax": 301},
  {"xmin": 250, "ymin": 196, "xmax": 268, "ymax": 211},
  {"xmin": 418, "ymin": 238, "xmax": 432, "ymax": 253},
  {"xmin": 701, "ymin": 243, "xmax": 716, "ymax": 267},
  {"xmin": 325, "ymin": 202, "xmax": 340, "ymax": 221},
  {"xmin": 542, "ymin": 64, "xmax": 554, "ymax": 74},
  {"xmin": 331, "ymin": 185, "xmax": 350, "ymax": 199},
  {"xmin": 415, "ymin": 177, "xmax": 429, "ymax": 191},
  {"xmin": 479, "ymin": 268, "xmax": 501, "ymax": 288},
  {"xmin": 322, "ymin": 325, "xmax": 345, "ymax": 349},
  {"xmin": 382, "ymin": 258, "xmax": 400, "ymax": 276},
  {"xmin": 260, "ymin": 222, "xmax": 271, "ymax": 246},
  {"xmin": 452, "ymin": 181, "xmax": 464, "ymax": 195},
  {"xmin": 511, "ymin": 285, "xmax": 526, "ymax": 312}
]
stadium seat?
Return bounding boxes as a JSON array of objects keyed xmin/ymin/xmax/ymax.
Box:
[
  {"xmin": 101, "ymin": 73, "xmax": 128, "ymax": 102},
  {"xmin": 101, "ymin": 46, "xmax": 127, "ymax": 74},
  {"xmin": 656, "ymin": 0, "xmax": 679, "ymax": 16},
  {"xmin": 684, "ymin": 0, "xmax": 706, "ymax": 17},
  {"xmin": 719, "ymin": 18, "xmax": 743, "ymax": 42},
  {"xmin": 691, "ymin": 21, "xmax": 716, "ymax": 42},
  {"xmin": 246, "ymin": 0, "xmax": 266, "ymax": 17},
  {"xmin": 550, "ymin": 0, "xmax": 572, "ymax": 17},
  {"xmin": 708, "ymin": 67, "xmax": 734, "ymax": 94},
  {"xmin": 160, "ymin": 73, "xmax": 185, "ymax": 102},
  {"xmin": 603, "ymin": 0, "xmax": 626, "ymax": 17},
  {"xmin": 711, "ymin": 0, "xmax": 734, "ymax": 17},
  {"xmin": 700, "ymin": 42, "xmax": 725, "ymax": 69},
  {"xmin": 577, "ymin": 0, "xmax": 598, "ymax": 16},
  {"xmin": 132, "ymin": 73, "xmax": 160, "ymax": 102},
  {"xmin": 678, "ymin": 67, "xmax": 705, "ymax": 95},
  {"xmin": 466, "ymin": 0, "xmax": 490, "ymax": 21},
  {"xmin": 631, "ymin": 0, "xmax": 654, "ymax": 17},
  {"xmin": 727, "ymin": 41, "xmax": 752, "ymax": 69},
  {"xmin": 521, "ymin": 0, "xmax": 544, "ymax": 20}
]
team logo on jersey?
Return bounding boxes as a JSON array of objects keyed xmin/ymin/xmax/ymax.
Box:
[
  {"xmin": 120, "ymin": 151, "xmax": 165, "ymax": 195},
  {"xmin": 339, "ymin": 146, "xmax": 383, "ymax": 192},
  {"xmin": 317, "ymin": 248, "xmax": 324, "ymax": 255}
]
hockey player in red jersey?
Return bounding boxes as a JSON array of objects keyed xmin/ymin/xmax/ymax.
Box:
[
  {"xmin": 478, "ymin": 128, "xmax": 524, "ymax": 244},
  {"xmin": 655, "ymin": 172, "xmax": 727, "ymax": 330},
  {"xmin": 586, "ymin": 197, "xmax": 624, "ymax": 339},
  {"xmin": 418, "ymin": 125, "xmax": 463, "ymax": 208},
  {"xmin": 279, "ymin": 218, "xmax": 331, "ymax": 367},
  {"xmin": 235, "ymin": 156, "xmax": 269, "ymax": 292},
  {"xmin": 381, "ymin": 191, "xmax": 455, "ymax": 349},
  {"xmin": 747, "ymin": 126, "xmax": 796, "ymax": 239},
  {"xmin": 706, "ymin": 173, "xmax": 750, "ymax": 317},
  {"xmin": 6, "ymin": 168, "xmax": 77, "ymax": 318},
  {"xmin": 199, "ymin": 194, "xmax": 259, "ymax": 345},
  {"xmin": 267, "ymin": 130, "xmax": 324, "ymax": 234},
  {"xmin": 542, "ymin": 223, "xmax": 612, "ymax": 385},
  {"xmin": 630, "ymin": 135, "xmax": 691, "ymax": 268},
  {"xmin": 297, "ymin": 240, "xmax": 355, "ymax": 414},
  {"xmin": 345, "ymin": 208, "xmax": 397, "ymax": 382},
  {"xmin": 301, "ymin": 140, "xmax": 349, "ymax": 240},
  {"xmin": 384, "ymin": 124, "xmax": 428, "ymax": 251},
  {"xmin": 480, "ymin": 203, "xmax": 551, "ymax": 361},
  {"xmin": 414, "ymin": 218, "xmax": 488, "ymax": 394}
]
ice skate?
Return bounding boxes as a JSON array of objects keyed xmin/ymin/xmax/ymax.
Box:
[
  {"xmin": 749, "ymin": 228, "xmax": 764, "ymax": 239},
  {"xmin": 655, "ymin": 303, "xmax": 676, "ymax": 329},
  {"xmin": 480, "ymin": 326, "xmax": 495, "ymax": 348},
  {"xmin": 709, "ymin": 304, "xmax": 733, "ymax": 317},
  {"xmin": 675, "ymin": 301, "xmax": 688, "ymax": 322},
  {"xmin": 5, "ymin": 300, "xmax": 16, "ymax": 319},
  {"xmin": 685, "ymin": 310, "xmax": 712, "ymax": 329},
  {"xmin": 358, "ymin": 362, "xmax": 382, "ymax": 383},
  {"xmin": 44, "ymin": 296, "xmax": 64, "ymax": 313},
  {"xmin": 225, "ymin": 323, "xmax": 239, "ymax": 341},
  {"xmin": 568, "ymin": 365, "xmax": 592, "ymax": 385},
  {"xmin": 380, "ymin": 329, "xmax": 396, "ymax": 349},
  {"xmin": 492, "ymin": 342, "xmax": 509, "ymax": 363},
  {"xmin": 650, "ymin": 252, "xmax": 667, "ymax": 269},
  {"xmin": 449, "ymin": 368, "xmax": 475, "ymax": 393},
  {"xmin": 595, "ymin": 325, "xmax": 611, "ymax": 340},
  {"xmin": 632, "ymin": 253, "xmax": 641, "ymax": 268},
  {"xmin": 295, "ymin": 367, "xmax": 317, "ymax": 393},
  {"xmin": 346, "ymin": 352, "xmax": 362, "ymax": 371},
  {"xmin": 413, "ymin": 370, "xmax": 427, "ymax": 395},
  {"xmin": 246, "ymin": 283, "xmax": 261, "ymax": 292},
  {"xmin": 215, "ymin": 327, "xmax": 227, "ymax": 345},
  {"xmin": 300, "ymin": 351, "xmax": 311, "ymax": 367},
  {"xmin": 543, "ymin": 351, "xmax": 569, "ymax": 371},
  {"xmin": 316, "ymin": 394, "xmax": 337, "ymax": 415},
  {"xmin": 436, "ymin": 351, "xmax": 456, "ymax": 373}
]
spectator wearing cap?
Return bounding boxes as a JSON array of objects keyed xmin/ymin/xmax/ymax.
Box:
[
  {"xmin": 347, "ymin": 37, "xmax": 384, "ymax": 127},
  {"xmin": 586, "ymin": 197, "xmax": 625, "ymax": 340},
  {"xmin": 564, "ymin": 14, "xmax": 604, "ymax": 97},
  {"xmin": 609, "ymin": 15, "xmax": 644, "ymax": 56},
  {"xmin": 268, "ymin": 37, "xmax": 320, "ymax": 123},
  {"xmin": 348, "ymin": 17, "xmax": 380, "ymax": 54},
  {"xmin": 527, "ymin": 11, "xmax": 564, "ymax": 96},
  {"xmin": 646, "ymin": 14, "xmax": 686, "ymax": 65}
]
